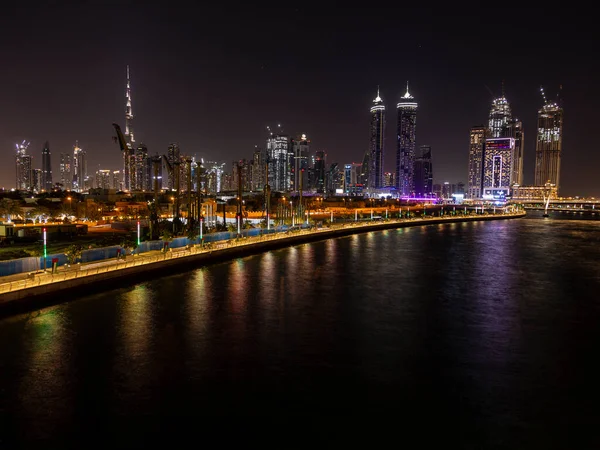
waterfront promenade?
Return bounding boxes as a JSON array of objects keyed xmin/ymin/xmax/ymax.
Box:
[{"xmin": 0, "ymin": 210, "xmax": 525, "ymax": 311}]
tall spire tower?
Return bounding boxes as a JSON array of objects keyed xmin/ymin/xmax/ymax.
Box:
[
  {"xmin": 125, "ymin": 65, "xmax": 134, "ymax": 146},
  {"xmin": 396, "ymin": 81, "xmax": 418, "ymax": 196},
  {"xmin": 123, "ymin": 65, "xmax": 136, "ymax": 191},
  {"xmin": 369, "ymin": 86, "xmax": 386, "ymax": 190}
]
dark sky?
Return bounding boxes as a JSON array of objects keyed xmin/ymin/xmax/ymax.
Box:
[{"xmin": 0, "ymin": 3, "xmax": 597, "ymax": 196}]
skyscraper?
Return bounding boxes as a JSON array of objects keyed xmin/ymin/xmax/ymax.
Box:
[
  {"xmin": 291, "ymin": 134, "xmax": 310, "ymax": 192},
  {"xmin": 396, "ymin": 82, "xmax": 418, "ymax": 196},
  {"xmin": 488, "ymin": 96, "xmax": 511, "ymax": 137},
  {"xmin": 534, "ymin": 87, "xmax": 563, "ymax": 192},
  {"xmin": 467, "ymin": 126, "xmax": 487, "ymax": 199},
  {"xmin": 72, "ymin": 142, "xmax": 86, "ymax": 193},
  {"xmin": 60, "ymin": 153, "xmax": 72, "ymax": 190},
  {"xmin": 487, "ymin": 90, "xmax": 524, "ymax": 188},
  {"xmin": 135, "ymin": 143, "xmax": 148, "ymax": 190},
  {"xmin": 266, "ymin": 134, "xmax": 290, "ymax": 192},
  {"xmin": 413, "ymin": 145, "xmax": 433, "ymax": 197},
  {"xmin": 96, "ymin": 170, "xmax": 111, "ymax": 189},
  {"xmin": 41, "ymin": 141, "xmax": 52, "ymax": 191},
  {"xmin": 15, "ymin": 141, "xmax": 32, "ymax": 191},
  {"xmin": 369, "ymin": 87, "xmax": 385, "ymax": 190},
  {"xmin": 251, "ymin": 147, "xmax": 264, "ymax": 191},
  {"xmin": 123, "ymin": 65, "xmax": 136, "ymax": 191},
  {"xmin": 482, "ymin": 137, "xmax": 515, "ymax": 199},
  {"xmin": 314, "ymin": 150, "xmax": 326, "ymax": 194},
  {"xmin": 166, "ymin": 143, "xmax": 180, "ymax": 190},
  {"xmin": 32, "ymin": 169, "xmax": 42, "ymax": 193}
]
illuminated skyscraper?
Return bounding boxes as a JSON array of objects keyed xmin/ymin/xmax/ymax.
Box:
[
  {"xmin": 467, "ymin": 126, "xmax": 487, "ymax": 199},
  {"xmin": 166, "ymin": 143, "xmax": 180, "ymax": 190},
  {"xmin": 369, "ymin": 87, "xmax": 385, "ymax": 189},
  {"xmin": 482, "ymin": 137, "xmax": 515, "ymax": 199},
  {"xmin": 60, "ymin": 153, "xmax": 72, "ymax": 190},
  {"xmin": 251, "ymin": 147, "xmax": 264, "ymax": 191},
  {"xmin": 41, "ymin": 141, "xmax": 52, "ymax": 191},
  {"xmin": 291, "ymin": 134, "xmax": 310, "ymax": 192},
  {"xmin": 96, "ymin": 169, "xmax": 111, "ymax": 189},
  {"xmin": 32, "ymin": 168, "xmax": 42, "ymax": 193},
  {"xmin": 487, "ymin": 90, "xmax": 524, "ymax": 187},
  {"xmin": 413, "ymin": 145, "xmax": 433, "ymax": 197},
  {"xmin": 266, "ymin": 134, "xmax": 290, "ymax": 192},
  {"xmin": 314, "ymin": 150, "xmax": 326, "ymax": 194},
  {"xmin": 72, "ymin": 142, "xmax": 86, "ymax": 193},
  {"xmin": 123, "ymin": 65, "xmax": 136, "ymax": 191},
  {"xmin": 396, "ymin": 82, "xmax": 418, "ymax": 196},
  {"xmin": 134, "ymin": 143, "xmax": 148, "ymax": 190},
  {"xmin": 534, "ymin": 87, "xmax": 563, "ymax": 192},
  {"xmin": 488, "ymin": 96, "xmax": 512, "ymax": 137},
  {"xmin": 15, "ymin": 141, "xmax": 32, "ymax": 191}
]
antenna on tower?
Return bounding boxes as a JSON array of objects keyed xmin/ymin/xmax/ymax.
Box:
[{"xmin": 540, "ymin": 85, "xmax": 547, "ymax": 104}]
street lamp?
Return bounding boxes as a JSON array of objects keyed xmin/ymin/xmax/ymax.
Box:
[{"xmin": 67, "ymin": 196, "xmax": 72, "ymax": 214}]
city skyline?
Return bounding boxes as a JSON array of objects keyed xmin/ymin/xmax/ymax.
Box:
[{"xmin": 0, "ymin": 5, "xmax": 597, "ymax": 196}]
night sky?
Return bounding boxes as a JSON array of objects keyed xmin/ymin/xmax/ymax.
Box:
[{"xmin": 1, "ymin": 3, "xmax": 597, "ymax": 196}]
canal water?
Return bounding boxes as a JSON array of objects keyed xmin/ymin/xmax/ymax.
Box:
[{"xmin": 1, "ymin": 211, "xmax": 600, "ymax": 447}]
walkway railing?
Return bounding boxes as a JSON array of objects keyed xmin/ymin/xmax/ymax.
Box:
[{"xmin": 0, "ymin": 211, "xmax": 523, "ymax": 295}]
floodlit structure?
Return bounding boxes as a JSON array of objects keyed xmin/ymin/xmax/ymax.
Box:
[
  {"xmin": 396, "ymin": 82, "xmax": 417, "ymax": 196},
  {"xmin": 369, "ymin": 87, "xmax": 386, "ymax": 189},
  {"xmin": 534, "ymin": 86, "xmax": 563, "ymax": 193}
]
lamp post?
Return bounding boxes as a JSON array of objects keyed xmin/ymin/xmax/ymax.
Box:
[
  {"xmin": 200, "ymin": 216, "xmax": 203, "ymax": 240},
  {"xmin": 355, "ymin": 209, "xmax": 357, "ymax": 222},
  {"xmin": 67, "ymin": 196, "xmax": 72, "ymax": 215},
  {"xmin": 43, "ymin": 227, "xmax": 47, "ymax": 271},
  {"xmin": 330, "ymin": 210, "xmax": 333, "ymax": 223},
  {"xmin": 137, "ymin": 220, "xmax": 140, "ymax": 247}
]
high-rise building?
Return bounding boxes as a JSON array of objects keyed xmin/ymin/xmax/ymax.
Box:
[
  {"xmin": 96, "ymin": 170, "xmax": 112, "ymax": 189},
  {"xmin": 166, "ymin": 143, "xmax": 180, "ymax": 190},
  {"xmin": 487, "ymin": 91, "xmax": 524, "ymax": 189},
  {"xmin": 488, "ymin": 96, "xmax": 512, "ymax": 137},
  {"xmin": 482, "ymin": 137, "xmax": 515, "ymax": 199},
  {"xmin": 112, "ymin": 170, "xmax": 122, "ymax": 191},
  {"xmin": 534, "ymin": 87, "xmax": 563, "ymax": 192},
  {"xmin": 134, "ymin": 143, "xmax": 148, "ymax": 191},
  {"xmin": 32, "ymin": 168, "xmax": 42, "ymax": 193},
  {"xmin": 383, "ymin": 172, "xmax": 395, "ymax": 188},
  {"xmin": 123, "ymin": 65, "xmax": 136, "ymax": 191},
  {"xmin": 314, "ymin": 150, "xmax": 326, "ymax": 194},
  {"xmin": 291, "ymin": 134, "xmax": 310, "ymax": 192},
  {"xmin": 251, "ymin": 147, "xmax": 264, "ymax": 191},
  {"xmin": 72, "ymin": 142, "xmax": 86, "ymax": 193},
  {"xmin": 15, "ymin": 141, "xmax": 32, "ymax": 191},
  {"xmin": 326, "ymin": 162, "xmax": 343, "ymax": 195},
  {"xmin": 60, "ymin": 153, "xmax": 72, "ymax": 190},
  {"xmin": 506, "ymin": 119, "xmax": 524, "ymax": 186},
  {"xmin": 396, "ymin": 82, "xmax": 418, "ymax": 196},
  {"xmin": 205, "ymin": 161, "xmax": 225, "ymax": 194},
  {"xmin": 41, "ymin": 141, "xmax": 52, "ymax": 192},
  {"xmin": 369, "ymin": 87, "xmax": 385, "ymax": 189},
  {"xmin": 467, "ymin": 126, "xmax": 487, "ymax": 199},
  {"xmin": 266, "ymin": 134, "xmax": 290, "ymax": 192},
  {"xmin": 413, "ymin": 145, "xmax": 433, "ymax": 197},
  {"xmin": 360, "ymin": 151, "xmax": 370, "ymax": 187},
  {"xmin": 344, "ymin": 162, "xmax": 363, "ymax": 195}
]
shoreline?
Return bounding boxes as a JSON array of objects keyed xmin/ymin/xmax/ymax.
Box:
[{"xmin": 0, "ymin": 212, "xmax": 525, "ymax": 316}]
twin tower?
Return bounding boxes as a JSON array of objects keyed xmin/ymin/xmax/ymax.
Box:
[{"xmin": 368, "ymin": 83, "xmax": 420, "ymax": 197}]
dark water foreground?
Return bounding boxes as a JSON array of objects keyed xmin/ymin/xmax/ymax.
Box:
[{"xmin": 1, "ymin": 211, "xmax": 599, "ymax": 448}]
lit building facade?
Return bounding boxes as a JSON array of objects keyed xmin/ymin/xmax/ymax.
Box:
[
  {"xmin": 313, "ymin": 150, "xmax": 326, "ymax": 194},
  {"xmin": 112, "ymin": 171, "xmax": 122, "ymax": 191},
  {"xmin": 534, "ymin": 97, "xmax": 563, "ymax": 193},
  {"xmin": 413, "ymin": 145, "xmax": 433, "ymax": 197},
  {"xmin": 166, "ymin": 143, "xmax": 180, "ymax": 190},
  {"xmin": 134, "ymin": 143, "xmax": 148, "ymax": 191},
  {"xmin": 123, "ymin": 65, "xmax": 136, "ymax": 191},
  {"xmin": 266, "ymin": 134, "xmax": 290, "ymax": 192},
  {"xmin": 32, "ymin": 168, "xmax": 42, "ymax": 193},
  {"xmin": 60, "ymin": 153, "xmax": 72, "ymax": 190},
  {"xmin": 41, "ymin": 141, "xmax": 52, "ymax": 191},
  {"xmin": 72, "ymin": 142, "xmax": 86, "ymax": 193},
  {"xmin": 369, "ymin": 88, "xmax": 385, "ymax": 189},
  {"xmin": 344, "ymin": 163, "xmax": 363, "ymax": 195},
  {"xmin": 96, "ymin": 169, "xmax": 112, "ymax": 189},
  {"xmin": 482, "ymin": 137, "xmax": 515, "ymax": 199},
  {"xmin": 15, "ymin": 141, "xmax": 32, "ymax": 191},
  {"xmin": 396, "ymin": 83, "xmax": 418, "ymax": 196},
  {"xmin": 383, "ymin": 172, "xmax": 395, "ymax": 188},
  {"xmin": 291, "ymin": 134, "xmax": 310, "ymax": 192},
  {"xmin": 467, "ymin": 126, "xmax": 487, "ymax": 199}
]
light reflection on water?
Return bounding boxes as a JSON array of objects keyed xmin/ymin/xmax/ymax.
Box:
[{"xmin": 1, "ymin": 214, "xmax": 600, "ymax": 447}]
